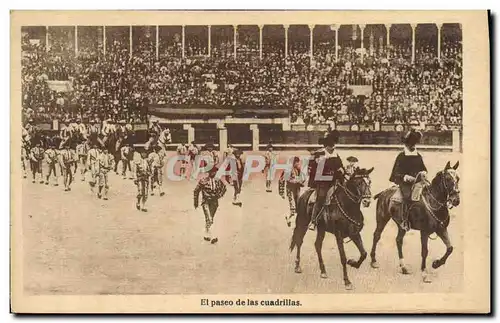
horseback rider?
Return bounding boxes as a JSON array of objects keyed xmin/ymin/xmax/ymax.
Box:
[
  {"xmin": 158, "ymin": 127, "xmax": 172, "ymax": 152},
  {"xmin": 308, "ymin": 130, "xmax": 345, "ymax": 231},
  {"xmin": 389, "ymin": 129, "xmax": 427, "ymax": 231}
]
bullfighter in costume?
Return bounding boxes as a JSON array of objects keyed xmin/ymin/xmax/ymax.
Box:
[
  {"xmin": 193, "ymin": 166, "xmax": 227, "ymax": 244},
  {"xmin": 279, "ymin": 156, "xmax": 306, "ymax": 227},
  {"xmin": 44, "ymin": 139, "xmax": 59, "ymax": 186},
  {"xmin": 264, "ymin": 142, "xmax": 277, "ymax": 193},
  {"xmin": 97, "ymin": 145, "xmax": 115, "ymax": 200},
  {"xmin": 149, "ymin": 145, "xmax": 166, "ymax": 197},
  {"xmin": 29, "ymin": 138, "xmax": 45, "ymax": 184},
  {"xmin": 135, "ymin": 148, "xmax": 152, "ymax": 212}
]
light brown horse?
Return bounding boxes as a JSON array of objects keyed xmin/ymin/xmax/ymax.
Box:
[
  {"xmin": 289, "ymin": 167, "xmax": 374, "ymax": 290},
  {"xmin": 370, "ymin": 161, "xmax": 460, "ymax": 283}
]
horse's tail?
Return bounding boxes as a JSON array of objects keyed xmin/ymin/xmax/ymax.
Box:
[{"xmin": 289, "ymin": 188, "xmax": 314, "ymax": 252}]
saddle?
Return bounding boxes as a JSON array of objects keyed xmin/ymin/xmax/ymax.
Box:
[
  {"xmin": 307, "ymin": 185, "xmax": 337, "ymax": 205},
  {"xmin": 388, "ymin": 172, "xmax": 429, "ymax": 209}
]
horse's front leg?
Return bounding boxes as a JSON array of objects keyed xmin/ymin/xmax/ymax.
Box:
[
  {"xmin": 334, "ymin": 232, "xmax": 352, "ymax": 290},
  {"xmin": 432, "ymin": 228, "xmax": 453, "ymax": 269},
  {"xmin": 347, "ymin": 232, "xmax": 367, "ymax": 269},
  {"xmin": 314, "ymin": 228, "xmax": 327, "ymax": 278},
  {"xmin": 421, "ymin": 231, "xmax": 432, "ymax": 283},
  {"xmin": 295, "ymin": 240, "xmax": 303, "ymax": 274},
  {"xmin": 396, "ymin": 227, "xmax": 411, "ymax": 274}
]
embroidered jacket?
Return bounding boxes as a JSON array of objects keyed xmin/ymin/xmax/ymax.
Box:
[
  {"xmin": 193, "ymin": 176, "xmax": 227, "ymax": 207},
  {"xmin": 98, "ymin": 152, "xmax": 115, "ymax": 173},
  {"xmin": 44, "ymin": 148, "xmax": 59, "ymax": 165},
  {"xmin": 30, "ymin": 146, "xmax": 45, "ymax": 162},
  {"xmin": 279, "ymin": 167, "xmax": 306, "ymax": 196}
]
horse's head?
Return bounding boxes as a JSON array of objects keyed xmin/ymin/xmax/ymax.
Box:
[
  {"xmin": 433, "ymin": 161, "xmax": 461, "ymax": 207},
  {"xmin": 346, "ymin": 167, "xmax": 374, "ymax": 208}
]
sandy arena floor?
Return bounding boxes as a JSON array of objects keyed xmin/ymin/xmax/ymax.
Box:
[{"xmin": 21, "ymin": 149, "xmax": 463, "ymax": 294}]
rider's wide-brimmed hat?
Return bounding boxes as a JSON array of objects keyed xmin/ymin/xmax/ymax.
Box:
[
  {"xmin": 346, "ymin": 156, "xmax": 359, "ymax": 163},
  {"xmin": 323, "ymin": 130, "xmax": 340, "ymax": 146},
  {"xmin": 266, "ymin": 142, "xmax": 274, "ymax": 149},
  {"xmin": 402, "ymin": 129, "xmax": 423, "ymax": 146}
]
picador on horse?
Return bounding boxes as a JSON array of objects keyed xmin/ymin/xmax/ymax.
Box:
[
  {"xmin": 370, "ymin": 129, "xmax": 460, "ymax": 283},
  {"xmin": 388, "ymin": 129, "xmax": 428, "ymax": 231},
  {"xmin": 308, "ymin": 130, "xmax": 346, "ymax": 231}
]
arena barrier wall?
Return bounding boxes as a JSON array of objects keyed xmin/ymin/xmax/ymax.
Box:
[
  {"xmin": 34, "ymin": 121, "xmax": 462, "ymax": 153},
  {"xmin": 147, "ymin": 129, "xmax": 459, "ymax": 153}
]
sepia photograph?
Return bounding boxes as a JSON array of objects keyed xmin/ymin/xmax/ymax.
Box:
[{"xmin": 10, "ymin": 10, "xmax": 490, "ymax": 313}]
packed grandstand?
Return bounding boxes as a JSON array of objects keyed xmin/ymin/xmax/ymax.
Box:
[{"xmin": 21, "ymin": 24, "xmax": 462, "ymax": 129}]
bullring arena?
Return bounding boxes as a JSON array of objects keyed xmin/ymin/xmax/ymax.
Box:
[
  {"xmin": 19, "ymin": 21, "xmax": 464, "ymax": 295},
  {"xmin": 22, "ymin": 148, "xmax": 462, "ymax": 295}
]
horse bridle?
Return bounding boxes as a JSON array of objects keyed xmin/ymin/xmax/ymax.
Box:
[
  {"xmin": 428, "ymin": 170, "xmax": 459, "ymax": 210},
  {"xmin": 342, "ymin": 175, "xmax": 372, "ymax": 204},
  {"xmin": 423, "ymin": 170, "xmax": 460, "ymax": 227}
]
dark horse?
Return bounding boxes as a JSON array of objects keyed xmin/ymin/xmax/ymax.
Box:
[
  {"xmin": 370, "ymin": 161, "xmax": 460, "ymax": 283},
  {"xmin": 100, "ymin": 129, "xmax": 131, "ymax": 173},
  {"xmin": 289, "ymin": 167, "xmax": 374, "ymax": 290}
]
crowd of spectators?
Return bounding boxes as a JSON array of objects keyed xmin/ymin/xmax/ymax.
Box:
[{"xmin": 21, "ymin": 28, "xmax": 463, "ymax": 128}]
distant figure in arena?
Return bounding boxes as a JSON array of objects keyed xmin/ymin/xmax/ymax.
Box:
[
  {"xmin": 97, "ymin": 145, "xmax": 115, "ymax": 200},
  {"xmin": 231, "ymin": 149, "xmax": 245, "ymax": 206},
  {"xmin": 279, "ymin": 156, "xmax": 306, "ymax": 227},
  {"xmin": 201, "ymin": 142, "xmax": 219, "ymax": 167},
  {"xmin": 29, "ymin": 138, "xmax": 45, "ymax": 184},
  {"xmin": 149, "ymin": 120, "xmax": 162, "ymax": 137},
  {"xmin": 344, "ymin": 156, "xmax": 359, "ymax": 180},
  {"xmin": 44, "ymin": 139, "xmax": 59, "ymax": 186},
  {"xmin": 264, "ymin": 142, "xmax": 277, "ymax": 193},
  {"xmin": 149, "ymin": 145, "xmax": 166, "ymax": 197},
  {"xmin": 135, "ymin": 148, "xmax": 152, "ymax": 212},
  {"xmin": 21, "ymin": 125, "xmax": 32, "ymax": 179},
  {"xmin": 188, "ymin": 141, "xmax": 199, "ymax": 163},
  {"xmin": 176, "ymin": 143, "xmax": 189, "ymax": 176},
  {"xmin": 158, "ymin": 127, "xmax": 172, "ymax": 152},
  {"xmin": 193, "ymin": 166, "xmax": 227, "ymax": 244},
  {"xmin": 59, "ymin": 142, "xmax": 74, "ymax": 191},
  {"xmin": 120, "ymin": 140, "xmax": 134, "ymax": 180},
  {"xmin": 224, "ymin": 143, "xmax": 235, "ymax": 160},
  {"xmin": 87, "ymin": 141, "xmax": 101, "ymax": 193},
  {"xmin": 188, "ymin": 141, "xmax": 200, "ymax": 179},
  {"xmin": 76, "ymin": 138, "xmax": 90, "ymax": 181}
]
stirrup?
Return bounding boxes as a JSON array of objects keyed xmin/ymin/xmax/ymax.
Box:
[
  {"xmin": 308, "ymin": 222, "xmax": 316, "ymax": 231},
  {"xmin": 401, "ymin": 220, "xmax": 410, "ymax": 232}
]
